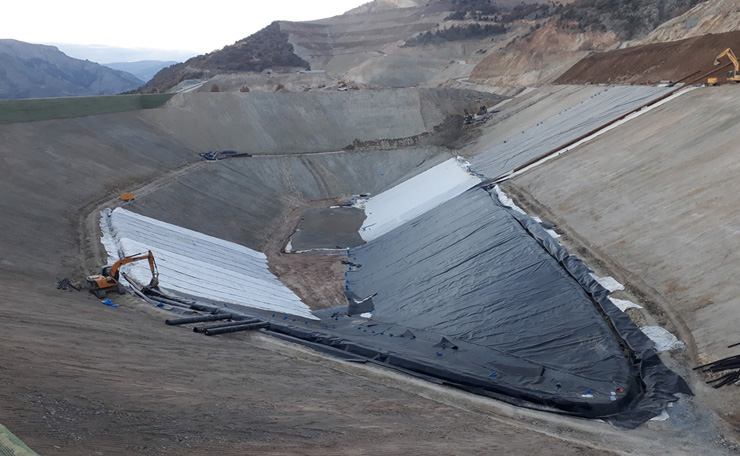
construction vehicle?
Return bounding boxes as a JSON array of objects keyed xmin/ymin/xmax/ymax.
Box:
[
  {"xmin": 713, "ymin": 48, "xmax": 740, "ymax": 83},
  {"xmin": 87, "ymin": 250, "xmax": 159, "ymax": 298}
]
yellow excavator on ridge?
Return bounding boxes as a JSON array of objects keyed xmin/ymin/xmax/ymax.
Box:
[{"xmin": 708, "ymin": 48, "xmax": 740, "ymax": 85}]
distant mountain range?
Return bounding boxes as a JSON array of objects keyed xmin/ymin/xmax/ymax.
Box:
[
  {"xmin": 47, "ymin": 43, "xmax": 189, "ymax": 83},
  {"xmin": 102, "ymin": 61, "xmax": 178, "ymax": 83},
  {"xmin": 50, "ymin": 43, "xmax": 196, "ymax": 65},
  {"xmin": 0, "ymin": 39, "xmax": 144, "ymax": 99}
]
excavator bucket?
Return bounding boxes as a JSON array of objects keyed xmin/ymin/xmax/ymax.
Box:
[
  {"xmin": 147, "ymin": 276, "xmax": 159, "ymax": 289},
  {"xmin": 714, "ymin": 58, "xmax": 721, "ymax": 66}
]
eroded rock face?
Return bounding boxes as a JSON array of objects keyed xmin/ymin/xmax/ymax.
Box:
[
  {"xmin": 470, "ymin": 22, "xmax": 618, "ymax": 86},
  {"xmin": 633, "ymin": 0, "xmax": 740, "ymax": 46}
]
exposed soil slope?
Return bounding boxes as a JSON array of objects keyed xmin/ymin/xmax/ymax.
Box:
[
  {"xmin": 2, "ymin": 286, "xmax": 622, "ymax": 456},
  {"xmin": 470, "ymin": 21, "xmax": 618, "ymax": 86},
  {"xmin": 555, "ymin": 30, "xmax": 740, "ymax": 84},
  {"xmin": 554, "ymin": 0, "xmax": 709, "ymax": 41}
]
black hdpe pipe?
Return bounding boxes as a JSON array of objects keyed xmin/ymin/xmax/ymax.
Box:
[
  {"xmin": 194, "ymin": 318, "xmax": 261, "ymax": 333},
  {"xmin": 153, "ymin": 296, "xmax": 193, "ymax": 310},
  {"xmin": 694, "ymin": 354, "xmax": 740, "ymax": 372},
  {"xmin": 707, "ymin": 371, "xmax": 740, "ymax": 388},
  {"xmin": 141, "ymin": 286, "xmax": 222, "ymax": 313},
  {"xmin": 204, "ymin": 321, "xmax": 269, "ymax": 336},
  {"xmin": 166, "ymin": 314, "xmax": 234, "ymax": 326},
  {"xmin": 190, "ymin": 302, "xmax": 221, "ymax": 313}
]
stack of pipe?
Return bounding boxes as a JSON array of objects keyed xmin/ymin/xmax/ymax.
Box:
[{"xmin": 694, "ymin": 355, "xmax": 740, "ymax": 388}]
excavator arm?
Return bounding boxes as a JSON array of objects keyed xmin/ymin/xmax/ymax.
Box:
[
  {"xmin": 714, "ymin": 48, "xmax": 739, "ymax": 70},
  {"xmin": 108, "ymin": 251, "xmax": 159, "ymax": 285}
]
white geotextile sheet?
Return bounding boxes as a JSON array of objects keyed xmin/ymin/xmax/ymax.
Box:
[
  {"xmin": 470, "ymin": 86, "xmax": 673, "ymax": 179},
  {"xmin": 358, "ymin": 158, "xmax": 481, "ymax": 241},
  {"xmin": 610, "ymin": 297, "xmax": 642, "ymax": 312},
  {"xmin": 100, "ymin": 207, "xmax": 316, "ymax": 319},
  {"xmin": 589, "ymin": 273, "xmax": 625, "ymax": 292},
  {"xmin": 640, "ymin": 326, "xmax": 686, "ymax": 352}
]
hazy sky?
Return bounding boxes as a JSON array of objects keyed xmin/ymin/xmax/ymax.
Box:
[{"xmin": 5, "ymin": 0, "xmax": 370, "ymax": 59}]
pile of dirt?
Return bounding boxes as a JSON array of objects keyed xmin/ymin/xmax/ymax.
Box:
[{"xmin": 555, "ymin": 30, "xmax": 740, "ymax": 84}]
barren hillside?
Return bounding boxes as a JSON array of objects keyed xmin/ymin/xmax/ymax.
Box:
[
  {"xmin": 555, "ymin": 30, "xmax": 740, "ymax": 84},
  {"xmin": 633, "ymin": 0, "xmax": 740, "ymax": 46},
  {"xmin": 140, "ymin": 0, "xmax": 712, "ymax": 94},
  {"xmin": 469, "ymin": 20, "xmax": 618, "ymax": 86}
]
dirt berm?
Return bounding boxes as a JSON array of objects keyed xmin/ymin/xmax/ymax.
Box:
[{"xmin": 555, "ymin": 30, "xmax": 740, "ymax": 85}]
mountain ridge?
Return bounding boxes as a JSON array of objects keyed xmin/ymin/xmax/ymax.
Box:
[
  {"xmin": 0, "ymin": 39, "xmax": 143, "ymax": 99},
  {"xmin": 139, "ymin": 0, "xmax": 715, "ymax": 94},
  {"xmin": 103, "ymin": 60, "xmax": 178, "ymax": 83}
]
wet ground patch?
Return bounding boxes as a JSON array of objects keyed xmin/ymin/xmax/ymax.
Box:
[{"xmin": 288, "ymin": 206, "xmax": 366, "ymax": 252}]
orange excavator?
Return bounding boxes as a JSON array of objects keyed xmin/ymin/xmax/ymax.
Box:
[{"xmin": 86, "ymin": 250, "xmax": 159, "ymax": 298}]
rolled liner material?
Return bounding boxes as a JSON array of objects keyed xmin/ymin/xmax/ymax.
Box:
[
  {"xmin": 203, "ymin": 322, "xmax": 269, "ymax": 336},
  {"xmin": 165, "ymin": 314, "xmax": 234, "ymax": 325},
  {"xmin": 194, "ymin": 318, "xmax": 261, "ymax": 333},
  {"xmin": 302, "ymin": 184, "xmax": 691, "ymax": 428}
]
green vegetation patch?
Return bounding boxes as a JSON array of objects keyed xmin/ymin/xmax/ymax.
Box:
[
  {"xmin": 445, "ymin": 1, "xmax": 551, "ymax": 22},
  {"xmin": 140, "ymin": 22, "xmax": 309, "ymax": 93},
  {"xmin": 0, "ymin": 423, "xmax": 38, "ymax": 456},
  {"xmin": 404, "ymin": 23, "xmax": 507, "ymax": 46},
  {"xmin": 558, "ymin": 0, "xmax": 708, "ymax": 39},
  {"xmin": 0, "ymin": 93, "xmax": 175, "ymax": 124}
]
